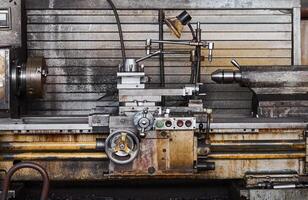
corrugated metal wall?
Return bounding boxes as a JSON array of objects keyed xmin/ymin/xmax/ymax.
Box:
[
  {"xmin": 25, "ymin": 7, "xmax": 293, "ymax": 116},
  {"xmin": 302, "ymin": 20, "xmax": 308, "ymax": 64}
]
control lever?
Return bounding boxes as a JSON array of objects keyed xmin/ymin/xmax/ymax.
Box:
[
  {"xmin": 231, "ymin": 59, "xmax": 241, "ymax": 70},
  {"xmin": 136, "ymin": 50, "xmax": 162, "ymax": 63},
  {"xmin": 146, "ymin": 39, "xmax": 151, "ymax": 55},
  {"xmin": 207, "ymin": 42, "xmax": 214, "ymax": 62},
  {"xmin": 145, "ymin": 39, "xmax": 215, "ymax": 62}
]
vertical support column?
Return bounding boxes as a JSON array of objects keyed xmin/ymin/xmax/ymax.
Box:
[
  {"xmin": 158, "ymin": 9, "xmax": 165, "ymax": 106},
  {"xmin": 293, "ymin": 7, "xmax": 301, "ymax": 65},
  {"xmin": 195, "ymin": 22, "xmax": 202, "ymax": 83}
]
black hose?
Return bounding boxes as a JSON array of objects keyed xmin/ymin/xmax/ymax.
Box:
[
  {"xmin": 106, "ymin": 0, "xmax": 126, "ymax": 64},
  {"xmin": 1, "ymin": 162, "xmax": 50, "ymax": 200},
  {"xmin": 188, "ymin": 23, "xmax": 197, "ymax": 41}
]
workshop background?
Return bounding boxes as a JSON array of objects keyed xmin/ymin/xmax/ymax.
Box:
[
  {"xmin": 24, "ymin": 0, "xmax": 303, "ymax": 118},
  {"xmin": 0, "ymin": 0, "xmax": 307, "ymax": 200}
]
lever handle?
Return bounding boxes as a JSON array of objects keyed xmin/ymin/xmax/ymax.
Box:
[
  {"xmin": 146, "ymin": 39, "xmax": 152, "ymax": 55},
  {"xmin": 231, "ymin": 59, "xmax": 241, "ymax": 69},
  {"xmin": 207, "ymin": 42, "xmax": 214, "ymax": 62},
  {"xmin": 136, "ymin": 50, "xmax": 161, "ymax": 63}
]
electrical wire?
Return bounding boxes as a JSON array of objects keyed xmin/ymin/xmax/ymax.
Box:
[
  {"xmin": 188, "ymin": 23, "xmax": 197, "ymax": 41},
  {"xmin": 106, "ymin": 0, "xmax": 126, "ymax": 64}
]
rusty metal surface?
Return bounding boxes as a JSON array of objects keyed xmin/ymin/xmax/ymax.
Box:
[
  {"xmin": 207, "ymin": 153, "xmax": 305, "ymax": 160},
  {"xmin": 245, "ymin": 172, "xmax": 300, "ymax": 188},
  {"xmin": 0, "ymin": 133, "xmax": 103, "ymax": 141},
  {"xmin": 0, "ymin": 161, "xmax": 109, "ymax": 181},
  {"xmin": 208, "ymin": 141, "xmax": 306, "ymax": 152},
  {"xmin": 110, "ymin": 131, "xmax": 196, "ymax": 176},
  {"xmin": 0, "ymin": 134, "xmax": 107, "ymax": 161},
  {"xmin": 0, "ymin": 158, "xmax": 303, "ymax": 181},
  {"xmin": 0, "ymin": 127, "xmax": 304, "ymax": 181},
  {"xmin": 169, "ymin": 131, "xmax": 195, "ymax": 170},
  {"xmin": 1, "ymin": 162, "xmax": 49, "ymax": 200},
  {"xmin": 0, "ymin": 141, "xmax": 97, "ymax": 151},
  {"xmin": 0, "ymin": 152, "xmax": 107, "ymax": 161}
]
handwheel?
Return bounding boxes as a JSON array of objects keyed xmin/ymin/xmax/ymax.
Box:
[{"xmin": 105, "ymin": 130, "xmax": 140, "ymax": 164}]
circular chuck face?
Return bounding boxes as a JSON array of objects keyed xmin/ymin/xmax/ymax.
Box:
[
  {"xmin": 133, "ymin": 110, "xmax": 154, "ymax": 132},
  {"xmin": 25, "ymin": 57, "xmax": 48, "ymax": 98},
  {"xmin": 105, "ymin": 130, "xmax": 140, "ymax": 165}
]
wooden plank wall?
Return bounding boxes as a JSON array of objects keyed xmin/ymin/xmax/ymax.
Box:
[{"xmin": 25, "ymin": 8, "xmax": 293, "ymax": 116}]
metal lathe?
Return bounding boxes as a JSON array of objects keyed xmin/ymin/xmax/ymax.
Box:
[{"xmin": 0, "ymin": 0, "xmax": 307, "ymax": 199}]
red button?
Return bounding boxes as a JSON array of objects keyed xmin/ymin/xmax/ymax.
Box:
[{"xmin": 177, "ymin": 120, "xmax": 184, "ymax": 127}]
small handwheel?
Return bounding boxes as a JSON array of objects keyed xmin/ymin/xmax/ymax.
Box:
[{"xmin": 105, "ymin": 130, "xmax": 140, "ymax": 165}]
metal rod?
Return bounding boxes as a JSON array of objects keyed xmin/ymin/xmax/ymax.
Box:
[
  {"xmin": 137, "ymin": 50, "xmax": 189, "ymax": 64},
  {"xmin": 0, "ymin": 142, "xmax": 97, "ymax": 151},
  {"xmin": 203, "ymin": 143, "xmax": 305, "ymax": 153},
  {"xmin": 195, "ymin": 22, "xmax": 202, "ymax": 83},
  {"xmin": 207, "ymin": 153, "xmax": 305, "ymax": 160},
  {"xmin": 119, "ymin": 88, "xmax": 188, "ymax": 96},
  {"xmin": 136, "ymin": 50, "xmax": 162, "ymax": 63},
  {"xmin": 1, "ymin": 162, "xmax": 49, "ymax": 200},
  {"xmin": 162, "ymin": 51, "xmax": 189, "ymax": 54},
  {"xmin": 151, "ymin": 40, "xmax": 192, "ymax": 46},
  {"xmin": 209, "ymin": 141, "xmax": 305, "ymax": 147},
  {"xmin": 0, "ymin": 152, "xmax": 108, "ymax": 161},
  {"xmin": 190, "ymin": 50, "xmax": 196, "ymax": 83},
  {"xmin": 159, "ymin": 9, "xmax": 166, "ymax": 107},
  {"xmin": 273, "ymin": 184, "xmax": 296, "ymax": 189}
]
